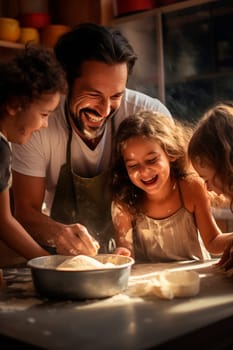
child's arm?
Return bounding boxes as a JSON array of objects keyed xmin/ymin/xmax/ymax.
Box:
[
  {"xmin": 0, "ymin": 189, "xmax": 49, "ymax": 259},
  {"xmin": 111, "ymin": 200, "xmax": 135, "ymax": 258},
  {"xmin": 217, "ymin": 239, "xmax": 233, "ymax": 268},
  {"xmin": 191, "ymin": 179, "xmax": 233, "ymax": 255}
]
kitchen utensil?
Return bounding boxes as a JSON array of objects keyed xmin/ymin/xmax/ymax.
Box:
[{"xmin": 28, "ymin": 254, "xmax": 134, "ymax": 300}]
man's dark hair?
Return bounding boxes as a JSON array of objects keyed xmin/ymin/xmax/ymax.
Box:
[{"xmin": 54, "ymin": 22, "xmax": 137, "ymax": 87}]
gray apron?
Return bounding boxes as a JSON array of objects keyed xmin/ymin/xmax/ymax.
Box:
[{"xmin": 50, "ymin": 119, "xmax": 115, "ymax": 253}]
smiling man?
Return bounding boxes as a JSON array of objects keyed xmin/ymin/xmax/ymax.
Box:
[{"xmin": 11, "ymin": 23, "xmax": 171, "ymax": 256}]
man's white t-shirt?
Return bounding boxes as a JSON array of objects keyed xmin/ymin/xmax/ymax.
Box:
[{"xmin": 12, "ymin": 88, "xmax": 171, "ymax": 212}]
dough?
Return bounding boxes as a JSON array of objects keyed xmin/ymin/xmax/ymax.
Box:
[
  {"xmin": 159, "ymin": 270, "xmax": 200, "ymax": 298},
  {"xmin": 127, "ymin": 269, "xmax": 200, "ymax": 299},
  {"xmin": 56, "ymin": 255, "xmax": 115, "ymax": 271}
]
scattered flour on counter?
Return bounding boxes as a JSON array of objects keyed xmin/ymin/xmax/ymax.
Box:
[
  {"xmin": 0, "ymin": 298, "xmax": 43, "ymax": 312},
  {"xmin": 74, "ymin": 293, "xmax": 144, "ymax": 310},
  {"xmin": 8, "ymin": 281, "xmax": 35, "ymax": 292}
]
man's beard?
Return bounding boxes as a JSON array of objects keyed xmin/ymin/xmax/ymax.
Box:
[{"xmin": 71, "ymin": 108, "xmax": 116, "ymax": 140}]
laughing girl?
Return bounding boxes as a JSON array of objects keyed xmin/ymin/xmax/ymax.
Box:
[{"xmin": 110, "ymin": 110, "xmax": 233, "ymax": 263}]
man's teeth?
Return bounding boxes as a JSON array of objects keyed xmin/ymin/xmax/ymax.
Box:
[{"xmin": 87, "ymin": 114, "xmax": 103, "ymax": 122}]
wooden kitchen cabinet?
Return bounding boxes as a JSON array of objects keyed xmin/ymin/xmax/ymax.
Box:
[
  {"xmin": 111, "ymin": 0, "xmax": 233, "ymax": 122},
  {"xmin": 0, "ymin": 0, "xmax": 114, "ymax": 60}
]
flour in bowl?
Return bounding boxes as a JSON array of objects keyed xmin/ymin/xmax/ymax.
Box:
[{"xmin": 56, "ymin": 255, "xmax": 115, "ymax": 271}]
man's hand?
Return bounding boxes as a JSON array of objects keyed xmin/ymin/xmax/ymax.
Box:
[{"xmin": 55, "ymin": 223, "xmax": 100, "ymax": 256}]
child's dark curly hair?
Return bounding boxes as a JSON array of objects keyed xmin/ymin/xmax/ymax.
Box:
[{"xmin": 0, "ymin": 44, "xmax": 67, "ymax": 110}]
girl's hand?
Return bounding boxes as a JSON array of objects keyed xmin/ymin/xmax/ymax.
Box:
[
  {"xmin": 114, "ymin": 246, "xmax": 131, "ymax": 257},
  {"xmin": 217, "ymin": 239, "xmax": 233, "ymax": 271}
]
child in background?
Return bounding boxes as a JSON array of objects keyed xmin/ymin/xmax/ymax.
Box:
[
  {"xmin": 0, "ymin": 45, "xmax": 67, "ymax": 265},
  {"xmin": 110, "ymin": 110, "xmax": 233, "ymax": 263},
  {"xmin": 188, "ymin": 102, "xmax": 233, "ymax": 271}
]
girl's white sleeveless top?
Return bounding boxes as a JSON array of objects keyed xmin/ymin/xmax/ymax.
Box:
[{"xmin": 134, "ymin": 205, "xmax": 211, "ymax": 263}]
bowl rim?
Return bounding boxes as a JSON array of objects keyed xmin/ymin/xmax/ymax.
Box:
[{"xmin": 27, "ymin": 254, "xmax": 135, "ymax": 272}]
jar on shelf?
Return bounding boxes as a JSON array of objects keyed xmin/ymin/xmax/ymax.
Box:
[
  {"xmin": 0, "ymin": 17, "xmax": 20, "ymax": 42},
  {"xmin": 18, "ymin": 27, "xmax": 40, "ymax": 44},
  {"xmin": 40, "ymin": 24, "xmax": 71, "ymax": 48}
]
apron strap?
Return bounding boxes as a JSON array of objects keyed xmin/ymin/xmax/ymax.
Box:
[
  {"xmin": 64, "ymin": 101, "xmax": 73, "ymax": 166},
  {"xmin": 51, "ymin": 102, "xmax": 117, "ymax": 253}
]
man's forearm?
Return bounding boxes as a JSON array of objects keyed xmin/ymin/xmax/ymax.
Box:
[{"xmin": 15, "ymin": 207, "xmax": 65, "ymax": 247}]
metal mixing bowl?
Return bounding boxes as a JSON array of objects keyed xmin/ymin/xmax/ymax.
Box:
[{"xmin": 27, "ymin": 254, "xmax": 134, "ymax": 300}]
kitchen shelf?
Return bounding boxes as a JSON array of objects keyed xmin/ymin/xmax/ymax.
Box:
[
  {"xmin": 0, "ymin": 40, "xmax": 24, "ymax": 49},
  {"xmin": 0, "ymin": 0, "xmax": 112, "ymax": 52}
]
